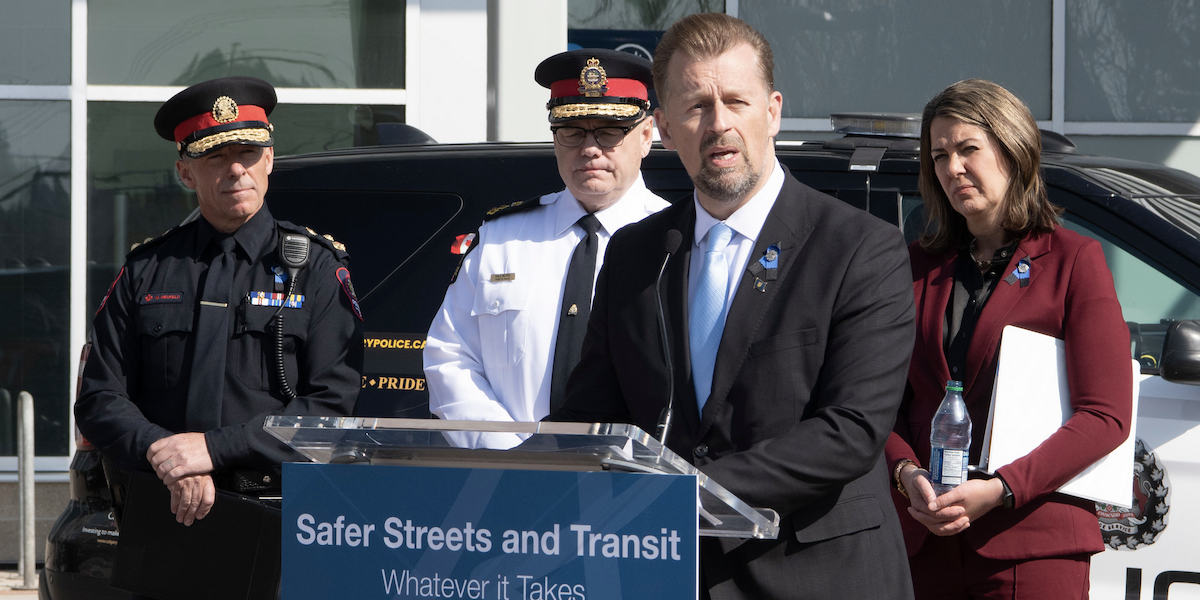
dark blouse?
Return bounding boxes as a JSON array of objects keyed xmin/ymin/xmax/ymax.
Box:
[{"xmin": 943, "ymin": 238, "xmax": 1020, "ymax": 379}]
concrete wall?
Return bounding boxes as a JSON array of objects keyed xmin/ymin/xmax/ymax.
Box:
[
  {"xmin": 0, "ymin": 482, "xmax": 68, "ymax": 563},
  {"xmin": 413, "ymin": 0, "xmax": 489, "ymax": 143},
  {"xmin": 487, "ymin": 0, "xmax": 567, "ymax": 141}
]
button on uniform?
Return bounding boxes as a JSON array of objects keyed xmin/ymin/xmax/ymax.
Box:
[{"xmin": 694, "ymin": 443, "xmax": 709, "ymax": 458}]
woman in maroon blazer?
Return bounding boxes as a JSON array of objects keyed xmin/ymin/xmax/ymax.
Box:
[{"xmin": 885, "ymin": 79, "xmax": 1133, "ymax": 599}]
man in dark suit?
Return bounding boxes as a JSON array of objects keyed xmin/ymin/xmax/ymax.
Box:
[{"xmin": 547, "ymin": 13, "xmax": 916, "ymax": 600}]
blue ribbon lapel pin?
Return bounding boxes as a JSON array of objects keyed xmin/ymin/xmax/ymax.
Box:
[
  {"xmin": 748, "ymin": 244, "xmax": 781, "ymax": 292},
  {"xmin": 1004, "ymin": 257, "xmax": 1031, "ymax": 287}
]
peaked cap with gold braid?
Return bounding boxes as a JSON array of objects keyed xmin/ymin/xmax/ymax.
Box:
[
  {"xmin": 153, "ymin": 76, "xmax": 277, "ymax": 159},
  {"xmin": 534, "ymin": 48, "xmax": 654, "ymax": 124}
]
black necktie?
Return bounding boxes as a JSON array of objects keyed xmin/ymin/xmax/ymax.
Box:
[
  {"xmin": 550, "ymin": 214, "xmax": 601, "ymax": 412},
  {"xmin": 185, "ymin": 235, "xmax": 237, "ymax": 431}
]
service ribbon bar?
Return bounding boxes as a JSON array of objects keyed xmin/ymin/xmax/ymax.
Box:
[{"xmin": 248, "ymin": 291, "xmax": 305, "ymax": 308}]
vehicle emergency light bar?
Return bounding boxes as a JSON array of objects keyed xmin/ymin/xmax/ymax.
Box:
[{"xmin": 831, "ymin": 112, "xmax": 921, "ymax": 138}]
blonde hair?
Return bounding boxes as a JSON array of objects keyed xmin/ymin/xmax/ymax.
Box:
[
  {"xmin": 651, "ymin": 12, "xmax": 774, "ymax": 107},
  {"xmin": 918, "ymin": 79, "xmax": 1061, "ymax": 253}
]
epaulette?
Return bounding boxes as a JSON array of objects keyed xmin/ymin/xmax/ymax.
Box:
[
  {"xmin": 482, "ymin": 195, "xmax": 546, "ymax": 222},
  {"xmin": 276, "ymin": 220, "xmax": 351, "ymax": 262},
  {"xmin": 447, "ymin": 195, "xmax": 543, "ymax": 284},
  {"xmin": 126, "ymin": 221, "xmax": 191, "ymax": 259}
]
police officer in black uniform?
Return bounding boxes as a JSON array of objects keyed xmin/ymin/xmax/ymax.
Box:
[{"xmin": 76, "ymin": 77, "xmax": 363, "ymax": 552}]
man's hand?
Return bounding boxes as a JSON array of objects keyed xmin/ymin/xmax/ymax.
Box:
[
  {"xmin": 148, "ymin": 432, "xmax": 214, "ymax": 485},
  {"xmin": 168, "ymin": 474, "xmax": 216, "ymax": 526},
  {"xmin": 901, "ymin": 464, "xmax": 1005, "ymax": 536}
]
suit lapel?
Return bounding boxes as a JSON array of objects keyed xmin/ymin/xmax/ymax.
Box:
[
  {"xmin": 961, "ymin": 231, "xmax": 1053, "ymax": 395},
  {"xmin": 698, "ymin": 175, "xmax": 812, "ymax": 437},
  {"xmin": 664, "ymin": 203, "xmax": 702, "ymax": 438},
  {"xmin": 918, "ymin": 254, "xmax": 955, "ymax": 388}
]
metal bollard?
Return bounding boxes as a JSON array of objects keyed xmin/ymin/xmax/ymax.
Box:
[{"xmin": 16, "ymin": 391, "xmax": 36, "ymax": 590}]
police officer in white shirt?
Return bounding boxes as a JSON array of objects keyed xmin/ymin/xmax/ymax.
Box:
[{"xmin": 424, "ymin": 49, "xmax": 669, "ymax": 448}]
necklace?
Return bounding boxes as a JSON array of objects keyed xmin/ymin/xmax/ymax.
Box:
[{"xmin": 969, "ymin": 238, "xmax": 993, "ymax": 271}]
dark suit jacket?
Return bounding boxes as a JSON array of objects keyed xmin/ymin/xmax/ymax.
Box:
[
  {"xmin": 885, "ymin": 227, "xmax": 1133, "ymax": 561},
  {"xmin": 549, "ymin": 171, "xmax": 916, "ymax": 600}
]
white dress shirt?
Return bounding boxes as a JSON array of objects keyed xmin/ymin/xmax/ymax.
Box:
[
  {"xmin": 689, "ymin": 160, "xmax": 786, "ymax": 322},
  {"xmin": 424, "ymin": 174, "xmax": 669, "ymax": 448}
]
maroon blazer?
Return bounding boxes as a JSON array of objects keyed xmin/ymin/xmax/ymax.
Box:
[{"xmin": 885, "ymin": 226, "xmax": 1133, "ymax": 561}]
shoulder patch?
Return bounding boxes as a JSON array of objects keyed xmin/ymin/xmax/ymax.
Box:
[
  {"xmin": 126, "ymin": 222, "xmax": 189, "ymax": 259},
  {"xmin": 482, "ymin": 194, "xmax": 547, "ymax": 222},
  {"xmin": 277, "ymin": 220, "xmax": 350, "ymax": 262},
  {"xmin": 96, "ymin": 266, "xmax": 125, "ymax": 316},
  {"xmin": 449, "ymin": 231, "xmax": 478, "ymax": 285},
  {"xmin": 450, "ymin": 232, "xmax": 476, "ymax": 255},
  {"xmin": 336, "ymin": 266, "xmax": 363, "ymax": 321}
]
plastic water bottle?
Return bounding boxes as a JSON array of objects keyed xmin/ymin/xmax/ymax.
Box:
[{"xmin": 929, "ymin": 380, "xmax": 971, "ymax": 495}]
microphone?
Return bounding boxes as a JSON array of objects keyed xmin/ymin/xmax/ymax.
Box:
[
  {"xmin": 279, "ymin": 233, "xmax": 312, "ymax": 286},
  {"xmin": 272, "ymin": 233, "xmax": 311, "ymax": 399},
  {"xmin": 654, "ymin": 230, "xmax": 683, "ymax": 446}
]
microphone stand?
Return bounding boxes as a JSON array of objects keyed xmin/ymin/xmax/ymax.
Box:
[{"xmin": 654, "ymin": 231, "xmax": 682, "ymax": 453}]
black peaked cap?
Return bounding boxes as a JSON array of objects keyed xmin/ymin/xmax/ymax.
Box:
[
  {"xmin": 534, "ymin": 48, "xmax": 654, "ymax": 90},
  {"xmin": 153, "ymin": 76, "xmax": 278, "ymax": 142}
]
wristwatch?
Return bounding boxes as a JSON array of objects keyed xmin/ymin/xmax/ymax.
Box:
[
  {"xmin": 893, "ymin": 459, "xmax": 916, "ymax": 499},
  {"xmin": 998, "ymin": 476, "xmax": 1015, "ymax": 509}
]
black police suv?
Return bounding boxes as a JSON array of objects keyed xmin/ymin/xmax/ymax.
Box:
[{"xmin": 41, "ymin": 117, "xmax": 1200, "ymax": 600}]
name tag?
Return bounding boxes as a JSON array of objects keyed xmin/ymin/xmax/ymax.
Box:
[
  {"xmin": 140, "ymin": 291, "xmax": 184, "ymax": 305},
  {"xmin": 489, "ymin": 273, "xmax": 516, "ymax": 282},
  {"xmin": 248, "ymin": 291, "xmax": 304, "ymax": 309}
]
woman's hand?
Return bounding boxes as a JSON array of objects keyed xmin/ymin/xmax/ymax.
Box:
[
  {"xmin": 901, "ymin": 463, "xmax": 1005, "ymax": 536},
  {"xmin": 901, "ymin": 464, "xmax": 968, "ymax": 535}
]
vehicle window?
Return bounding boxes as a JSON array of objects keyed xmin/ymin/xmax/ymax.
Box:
[
  {"xmin": 1061, "ymin": 216, "xmax": 1200, "ymax": 372},
  {"xmin": 900, "ymin": 194, "xmax": 933, "ymax": 245}
]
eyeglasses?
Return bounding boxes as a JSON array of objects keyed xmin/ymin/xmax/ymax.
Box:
[{"xmin": 551, "ymin": 117, "xmax": 646, "ymax": 148}]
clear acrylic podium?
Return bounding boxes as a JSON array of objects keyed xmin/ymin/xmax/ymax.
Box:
[{"xmin": 264, "ymin": 415, "xmax": 779, "ymax": 540}]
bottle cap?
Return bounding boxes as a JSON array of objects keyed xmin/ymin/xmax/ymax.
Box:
[{"xmin": 945, "ymin": 380, "xmax": 963, "ymax": 392}]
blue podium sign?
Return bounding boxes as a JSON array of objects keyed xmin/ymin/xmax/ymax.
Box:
[{"xmin": 282, "ymin": 463, "xmax": 699, "ymax": 600}]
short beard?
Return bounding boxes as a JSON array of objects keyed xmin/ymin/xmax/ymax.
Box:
[{"xmin": 691, "ymin": 133, "xmax": 760, "ymax": 204}]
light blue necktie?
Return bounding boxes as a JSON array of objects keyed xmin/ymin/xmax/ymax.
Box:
[{"xmin": 690, "ymin": 222, "xmax": 733, "ymax": 412}]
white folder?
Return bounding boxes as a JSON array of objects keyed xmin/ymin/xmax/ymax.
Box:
[{"xmin": 979, "ymin": 325, "xmax": 1138, "ymax": 507}]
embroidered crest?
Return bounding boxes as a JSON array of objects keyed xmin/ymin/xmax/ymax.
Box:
[
  {"xmin": 578, "ymin": 57, "xmax": 609, "ymax": 98},
  {"xmin": 336, "ymin": 267, "xmax": 363, "ymax": 321},
  {"xmin": 212, "ymin": 96, "xmax": 239, "ymax": 123}
]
